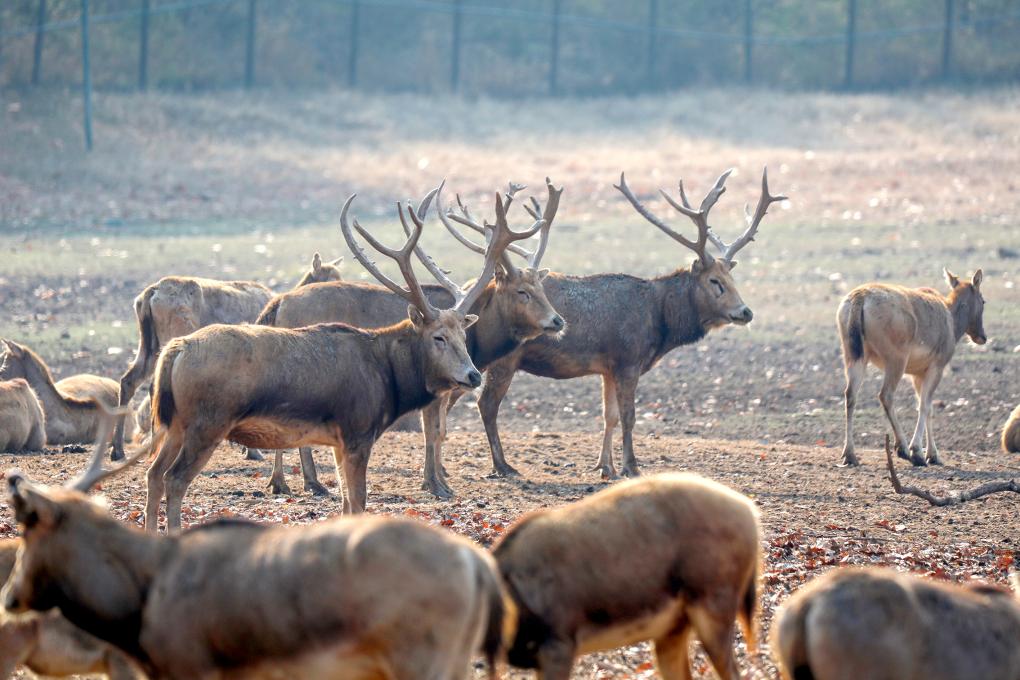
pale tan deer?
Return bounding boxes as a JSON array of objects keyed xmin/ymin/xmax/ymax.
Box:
[
  {"xmin": 1, "ymin": 408, "xmax": 511, "ymax": 680},
  {"xmin": 0, "ymin": 538, "xmax": 142, "ymax": 679},
  {"xmin": 0, "ymin": 338, "xmax": 135, "ymax": 445},
  {"xmin": 493, "ymin": 473, "xmax": 761, "ymax": 680},
  {"xmin": 454, "ymin": 168, "xmax": 783, "ymax": 479},
  {"xmin": 772, "ymin": 567, "xmax": 1020, "ymax": 680},
  {"xmin": 112, "ymin": 254, "xmax": 338, "ymax": 460},
  {"xmin": 295, "ymin": 251, "xmax": 343, "ymax": 287},
  {"xmin": 0, "ymin": 379, "xmax": 45, "ymax": 453},
  {"xmin": 837, "ymin": 268, "xmax": 986, "ymax": 467},
  {"xmin": 1003, "ymin": 404, "xmax": 1020, "ymax": 453}
]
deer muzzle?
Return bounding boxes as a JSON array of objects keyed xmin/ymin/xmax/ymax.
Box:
[{"xmin": 730, "ymin": 306, "xmax": 754, "ymax": 324}]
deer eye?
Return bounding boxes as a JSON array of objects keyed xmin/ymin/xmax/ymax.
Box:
[
  {"xmin": 710, "ymin": 279, "xmax": 724, "ymax": 296},
  {"xmin": 434, "ymin": 336, "xmax": 447, "ymax": 348},
  {"xmin": 517, "ymin": 290, "xmax": 531, "ymax": 303}
]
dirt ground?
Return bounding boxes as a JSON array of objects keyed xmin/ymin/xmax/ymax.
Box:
[{"xmin": 1, "ymin": 86, "xmax": 1019, "ymax": 678}]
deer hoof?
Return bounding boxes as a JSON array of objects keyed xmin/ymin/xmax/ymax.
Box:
[
  {"xmin": 305, "ymin": 480, "xmax": 330, "ymax": 497},
  {"xmin": 895, "ymin": 443, "xmax": 911, "ymax": 461},
  {"xmin": 838, "ymin": 453, "xmax": 860, "ymax": 467},
  {"xmin": 267, "ymin": 478, "xmax": 291, "ymax": 496},
  {"xmin": 424, "ymin": 479, "xmax": 454, "ymax": 500},
  {"xmin": 491, "ymin": 462, "xmax": 521, "ymax": 478},
  {"xmin": 909, "ymin": 453, "xmax": 927, "ymax": 467},
  {"xmin": 597, "ymin": 466, "xmax": 619, "ymax": 481},
  {"xmin": 926, "ymin": 454, "xmax": 943, "ymax": 466},
  {"xmin": 109, "ymin": 445, "xmax": 125, "ymax": 462},
  {"xmin": 621, "ymin": 465, "xmax": 641, "ymax": 478},
  {"xmin": 243, "ymin": 447, "xmax": 265, "ymax": 461}
]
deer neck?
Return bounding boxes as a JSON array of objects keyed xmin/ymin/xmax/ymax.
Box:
[
  {"xmin": 466, "ymin": 287, "xmax": 522, "ymax": 370},
  {"xmin": 656, "ymin": 270, "xmax": 708, "ymax": 351},
  {"xmin": 380, "ymin": 325, "xmax": 435, "ymax": 418},
  {"xmin": 17, "ymin": 355, "xmax": 77, "ymax": 424},
  {"xmin": 948, "ymin": 295, "xmax": 970, "ymax": 343}
]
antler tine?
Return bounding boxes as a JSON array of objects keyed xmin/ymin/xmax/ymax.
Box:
[
  {"xmin": 615, "ymin": 172, "xmax": 713, "ymax": 263},
  {"xmin": 519, "ymin": 177, "xmax": 562, "ymax": 268},
  {"xmin": 437, "ymin": 186, "xmax": 532, "ymax": 260},
  {"xmin": 456, "ymin": 192, "xmax": 546, "ymax": 314},
  {"xmin": 400, "ymin": 182, "xmax": 466, "ymax": 302},
  {"xmin": 711, "ymin": 167, "xmax": 787, "ymax": 263},
  {"xmin": 339, "ymin": 194, "xmax": 438, "ymax": 323},
  {"xmin": 67, "ymin": 401, "xmax": 145, "ymax": 493}
]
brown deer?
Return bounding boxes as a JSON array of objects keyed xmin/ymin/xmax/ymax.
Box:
[
  {"xmin": 1003, "ymin": 404, "xmax": 1020, "ymax": 453},
  {"xmin": 0, "ymin": 338, "xmax": 134, "ymax": 445},
  {"xmin": 256, "ymin": 180, "xmax": 564, "ymax": 499},
  {"xmin": 111, "ymin": 254, "xmax": 339, "ymax": 460},
  {"xmin": 0, "ymin": 538, "xmax": 142, "ymax": 679},
  {"xmin": 452, "ymin": 168, "xmax": 783, "ymax": 478},
  {"xmin": 295, "ymin": 251, "xmax": 343, "ymax": 287},
  {"xmin": 1, "ymin": 408, "xmax": 511, "ymax": 680},
  {"xmin": 144, "ymin": 192, "xmax": 540, "ymax": 529},
  {"xmin": 0, "ymin": 379, "xmax": 46, "ymax": 453},
  {"xmin": 772, "ymin": 567, "xmax": 1020, "ymax": 680},
  {"xmin": 837, "ymin": 268, "xmax": 986, "ymax": 467},
  {"xmin": 493, "ymin": 473, "xmax": 761, "ymax": 680}
]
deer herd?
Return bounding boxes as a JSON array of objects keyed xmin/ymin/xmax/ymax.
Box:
[{"xmin": 0, "ymin": 168, "xmax": 1015, "ymax": 679}]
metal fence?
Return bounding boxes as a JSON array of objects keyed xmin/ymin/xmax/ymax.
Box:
[{"xmin": 2, "ymin": 0, "xmax": 1019, "ymax": 149}]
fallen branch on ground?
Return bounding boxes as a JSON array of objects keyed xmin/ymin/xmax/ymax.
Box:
[{"xmin": 885, "ymin": 435, "xmax": 1020, "ymax": 506}]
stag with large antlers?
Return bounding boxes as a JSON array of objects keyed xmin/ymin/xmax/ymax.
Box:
[
  {"xmin": 1, "ymin": 407, "xmax": 510, "ymax": 680},
  {"xmin": 461, "ymin": 168, "xmax": 784, "ymax": 478},
  {"xmin": 141, "ymin": 194, "xmax": 501, "ymax": 530},
  {"xmin": 254, "ymin": 180, "xmax": 564, "ymax": 499}
]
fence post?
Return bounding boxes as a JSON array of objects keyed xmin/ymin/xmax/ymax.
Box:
[
  {"xmin": 743, "ymin": 0, "xmax": 753, "ymax": 83},
  {"xmin": 32, "ymin": 0, "xmax": 47, "ymax": 85},
  {"xmin": 941, "ymin": 0, "xmax": 954, "ymax": 80},
  {"xmin": 450, "ymin": 0, "xmax": 462, "ymax": 92},
  {"xmin": 244, "ymin": 0, "xmax": 256, "ymax": 89},
  {"xmin": 138, "ymin": 0, "xmax": 150, "ymax": 90},
  {"xmin": 548, "ymin": 0, "xmax": 561, "ymax": 95},
  {"xmin": 843, "ymin": 0, "xmax": 856, "ymax": 88},
  {"xmin": 348, "ymin": 0, "xmax": 360, "ymax": 88},
  {"xmin": 645, "ymin": 0, "xmax": 658, "ymax": 89},
  {"xmin": 81, "ymin": 0, "xmax": 93, "ymax": 151}
]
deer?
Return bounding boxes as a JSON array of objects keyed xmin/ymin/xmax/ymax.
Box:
[
  {"xmin": 837, "ymin": 268, "xmax": 986, "ymax": 467},
  {"xmin": 1, "ymin": 407, "xmax": 511, "ymax": 680},
  {"xmin": 143, "ymin": 191, "xmax": 540, "ymax": 530},
  {"xmin": 0, "ymin": 379, "xmax": 46, "ymax": 453},
  {"xmin": 110, "ymin": 253, "xmax": 342, "ymax": 461},
  {"xmin": 446, "ymin": 168, "xmax": 784, "ymax": 479},
  {"xmin": 0, "ymin": 338, "xmax": 135, "ymax": 445},
  {"xmin": 0, "ymin": 538, "xmax": 142, "ymax": 680},
  {"xmin": 256, "ymin": 180, "xmax": 564, "ymax": 499},
  {"xmin": 1003, "ymin": 404, "xmax": 1020, "ymax": 454},
  {"xmin": 772, "ymin": 566, "xmax": 1020, "ymax": 680},
  {"xmin": 492, "ymin": 473, "xmax": 761, "ymax": 680}
]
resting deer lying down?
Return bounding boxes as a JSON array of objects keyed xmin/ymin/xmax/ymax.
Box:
[
  {"xmin": 1, "ymin": 409, "xmax": 510, "ymax": 680},
  {"xmin": 1003, "ymin": 404, "xmax": 1020, "ymax": 453},
  {"xmin": 111, "ymin": 252, "xmax": 341, "ymax": 460},
  {"xmin": 837, "ymin": 268, "xmax": 986, "ymax": 466},
  {"xmin": 772, "ymin": 567, "xmax": 1020, "ymax": 680},
  {"xmin": 493, "ymin": 473, "xmax": 761, "ymax": 680},
  {"xmin": 0, "ymin": 538, "xmax": 142, "ymax": 680},
  {"xmin": 0, "ymin": 379, "xmax": 45, "ymax": 453},
  {"xmin": 0, "ymin": 338, "xmax": 134, "ymax": 445}
]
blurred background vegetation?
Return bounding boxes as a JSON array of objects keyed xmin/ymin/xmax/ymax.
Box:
[{"xmin": 1, "ymin": 0, "xmax": 1019, "ymax": 94}]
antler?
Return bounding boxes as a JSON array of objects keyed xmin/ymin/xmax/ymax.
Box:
[
  {"xmin": 705, "ymin": 167, "xmax": 786, "ymax": 263},
  {"xmin": 518, "ymin": 177, "xmax": 562, "ymax": 268},
  {"xmin": 67, "ymin": 401, "xmax": 147, "ymax": 493},
  {"xmin": 616, "ymin": 169, "xmax": 733, "ymax": 265},
  {"xmin": 339, "ymin": 194, "xmax": 439, "ymax": 324},
  {"xmin": 436, "ymin": 182, "xmax": 540, "ymax": 265},
  {"xmin": 886, "ymin": 435, "xmax": 1019, "ymax": 506}
]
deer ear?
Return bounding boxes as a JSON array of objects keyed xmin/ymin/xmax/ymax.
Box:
[
  {"xmin": 727, "ymin": 260, "xmax": 738, "ymax": 271},
  {"xmin": 691, "ymin": 259, "xmax": 704, "ymax": 275},
  {"xmin": 6, "ymin": 474, "xmax": 60, "ymax": 530},
  {"xmin": 331, "ymin": 256, "xmax": 344, "ymax": 266},
  {"xmin": 972, "ymin": 269, "xmax": 983, "ymax": 289},
  {"xmin": 462, "ymin": 314, "xmax": 479, "ymax": 329},
  {"xmin": 2, "ymin": 340, "xmax": 22, "ymax": 358},
  {"xmin": 536, "ymin": 268, "xmax": 551, "ymax": 280},
  {"xmin": 944, "ymin": 267, "xmax": 960, "ymax": 289},
  {"xmin": 407, "ymin": 305, "xmax": 426, "ymax": 330},
  {"xmin": 311, "ymin": 252, "xmax": 322, "ymax": 271}
]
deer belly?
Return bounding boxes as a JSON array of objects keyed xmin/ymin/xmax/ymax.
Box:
[
  {"xmin": 575, "ymin": 599, "xmax": 684, "ymax": 656},
  {"xmin": 228, "ymin": 417, "xmax": 341, "ymax": 450},
  {"xmin": 221, "ymin": 642, "xmax": 387, "ymax": 680}
]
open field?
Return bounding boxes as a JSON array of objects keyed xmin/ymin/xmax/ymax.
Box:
[{"xmin": 1, "ymin": 85, "xmax": 1019, "ymax": 678}]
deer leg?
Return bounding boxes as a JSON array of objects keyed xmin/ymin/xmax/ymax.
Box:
[
  {"xmin": 654, "ymin": 623, "xmax": 693, "ymax": 680},
  {"xmin": 591, "ymin": 374, "xmax": 619, "ymax": 479},
  {"xmin": 113, "ymin": 355, "xmax": 156, "ymax": 460},
  {"xmin": 689, "ymin": 602, "xmax": 739, "ymax": 680},
  {"xmin": 164, "ymin": 428, "xmax": 226, "ymax": 533},
  {"xmin": 439, "ymin": 391, "xmax": 457, "ymax": 477},
  {"xmin": 535, "ymin": 638, "xmax": 576, "ymax": 680},
  {"xmin": 268, "ymin": 448, "xmax": 291, "ymax": 495},
  {"xmin": 0, "ymin": 617, "xmax": 36, "ymax": 679},
  {"xmin": 242, "ymin": 447, "xmax": 264, "ymax": 461},
  {"xmin": 877, "ymin": 360, "xmax": 913, "ymax": 465},
  {"xmin": 298, "ymin": 447, "xmax": 329, "ymax": 495},
  {"xmin": 840, "ymin": 359, "xmax": 867, "ymax": 466},
  {"xmin": 340, "ymin": 444, "xmax": 371, "ymax": 514},
  {"xmin": 144, "ymin": 425, "xmax": 185, "ymax": 532},
  {"xmin": 422, "ymin": 400, "xmax": 454, "ymax": 499},
  {"xmin": 615, "ymin": 371, "xmax": 641, "ymax": 478},
  {"xmin": 331, "ymin": 445, "xmax": 350, "ymax": 514},
  {"xmin": 478, "ymin": 357, "xmax": 520, "ymax": 477},
  {"xmin": 910, "ymin": 369, "xmax": 943, "ymax": 465}
]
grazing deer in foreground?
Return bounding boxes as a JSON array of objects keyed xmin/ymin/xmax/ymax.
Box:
[
  {"xmin": 0, "ymin": 538, "xmax": 142, "ymax": 679},
  {"xmin": 1003, "ymin": 404, "xmax": 1020, "ymax": 453},
  {"xmin": 0, "ymin": 338, "xmax": 135, "ymax": 445},
  {"xmin": 1, "ymin": 409, "xmax": 510, "ymax": 680},
  {"xmin": 144, "ymin": 194, "xmax": 538, "ymax": 529},
  {"xmin": 111, "ymin": 253, "xmax": 341, "ymax": 460},
  {"xmin": 493, "ymin": 473, "xmax": 761, "ymax": 680},
  {"xmin": 256, "ymin": 181, "xmax": 564, "ymax": 499},
  {"xmin": 772, "ymin": 567, "xmax": 1020, "ymax": 680},
  {"xmin": 837, "ymin": 268, "xmax": 986, "ymax": 467},
  {"xmin": 0, "ymin": 379, "xmax": 45, "ymax": 453},
  {"xmin": 450, "ymin": 168, "xmax": 783, "ymax": 478}
]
